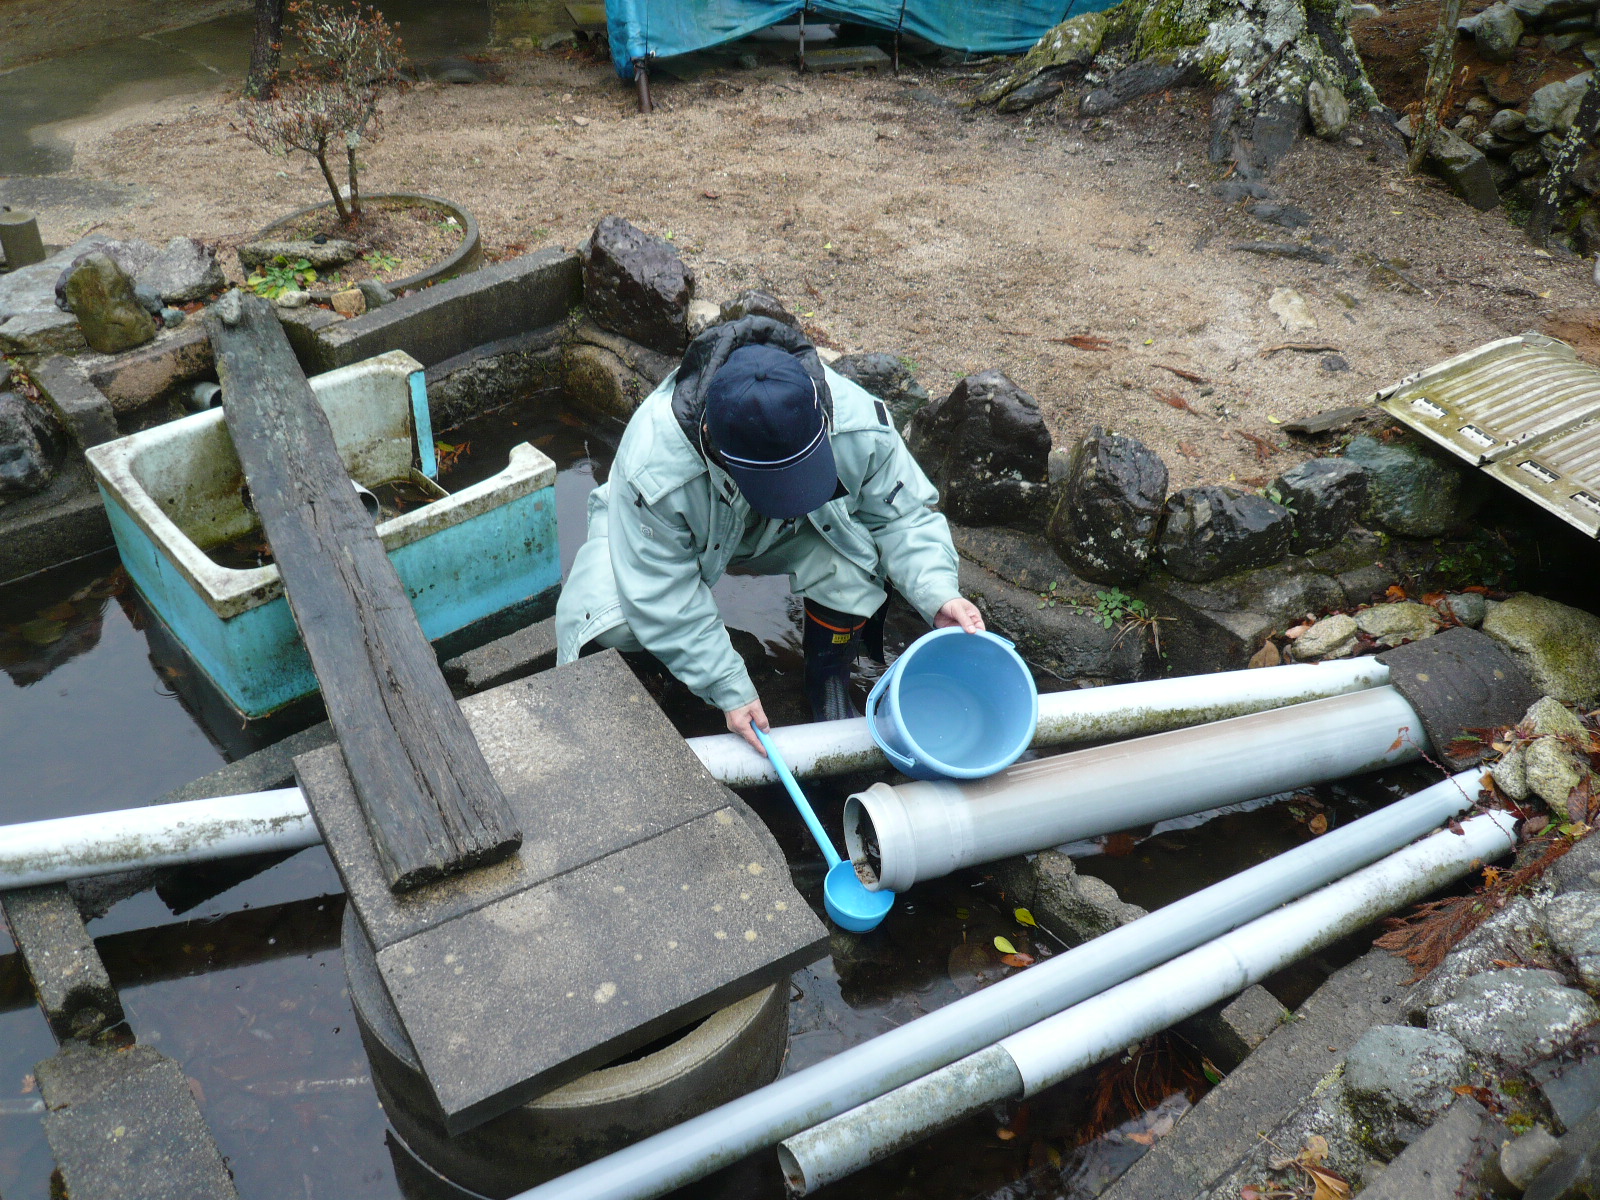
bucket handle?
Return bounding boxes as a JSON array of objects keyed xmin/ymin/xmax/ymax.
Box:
[{"xmin": 865, "ymin": 669, "xmax": 919, "ymax": 776}]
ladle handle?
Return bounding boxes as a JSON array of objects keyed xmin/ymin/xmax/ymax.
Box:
[{"xmin": 754, "ymin": 728, "xmax": 843, "ymax": 871}]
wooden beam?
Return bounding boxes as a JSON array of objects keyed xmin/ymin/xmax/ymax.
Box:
[{"xmin": 205, "ymin": 291, "xmax": 520, "ymax": 892}]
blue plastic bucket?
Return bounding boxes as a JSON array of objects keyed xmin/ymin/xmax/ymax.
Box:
[{"xmin": 865, "ymin": 628, "xmax": 1038, "ymax": 781}]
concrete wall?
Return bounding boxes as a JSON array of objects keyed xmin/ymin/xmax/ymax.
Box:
[{"xmin": 0, "ymin": 0, "xmax": 249, "ymax": 70}]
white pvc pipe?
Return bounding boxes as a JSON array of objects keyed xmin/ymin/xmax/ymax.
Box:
[
  {"xmin": 687, "ymin": 658, "xmax": 1390, "ymax": 788},
  {"xmin": 0, "ymin": 789, "xmax": 319, "ymax": 892},
  {"xmin": 779, "ymin": 802, "xmax": 1517, "ymax": 1193},
  {"xmin": 0, "ymin": 661, "xmax": 1391, "ymax": 891},
  {"xmin": 846, "ymin": 685, "xmax": 1426, "ymax": 893},
  {"xmin": 512, "ymin": 767, "xmax": 1490, "ymax": 1200}
]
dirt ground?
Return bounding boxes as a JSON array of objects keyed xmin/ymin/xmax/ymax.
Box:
[{"xmin": 33, "ymin": 29, "xmax": 1600, "ymax": 488}]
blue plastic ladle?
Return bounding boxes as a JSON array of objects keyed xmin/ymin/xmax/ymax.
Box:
[{"xmin": 754, "ymin": 727, "xmax": 895, "ymax": 933}]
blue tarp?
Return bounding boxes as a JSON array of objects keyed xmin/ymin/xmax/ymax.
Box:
[{"xmin": 606, "ymin": 0, "xmax": 1093, "ymax": 79}]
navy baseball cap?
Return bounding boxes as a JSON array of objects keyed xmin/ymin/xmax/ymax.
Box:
[{"xmin": 705, "ymin": 344, "xmax": 837, "ymax": 518}]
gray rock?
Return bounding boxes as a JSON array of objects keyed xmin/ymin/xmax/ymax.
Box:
[
  {"xmin": 1406, "ymin": 899, "xmax": 1554, "ymax": 1016},
  {"xmin": 685, "ymin": 298, "xmax": 720, "ymax": 338},
  {"xmin": 716, "ymin": 288, "xmax": 798, "ymax": 328},
  {"xmin": 1343, "ymin": 435, "xmax": 1475, "ymax": 537},
  {"xmin": 582, "ymin": 215, "xmax": 696, "ymax": 354},
  {"xmin": 273, "ymin": 288, "xmax": 311, "ymax": 309},
  {"xmin": 1046, "ymin": 428, "xmax": 1168, "ymax": 585},
  {"xmin": 131, "ymin": 283, "xmax": 162, "ymax": 316},
  {"xmin": 1030, "ymin": 850, "xmax": 1147, "ymax": 945},
  {"xmin": 1513, "ymin": 142, "xmax": 1552, "ymax": 175},
  {"xmin": 1158, "ymin": 485, "xmax": 1294, "ymax": 583},
  {"xmin": 1475, "ymin": 130, "xmax": 1521, "ymax": 155},
  {"xmin": 1429, "ymin": 128, "xmax": 1503, "ymax": 211},
  {"xmin": 1271, "ymin": 457, "xmax": 1367, "ymax": 553},
  {"xmin": 1540, "ymin": 1055, "xmax": 1600, "ymax": 1131},
  {"xmin": 1308, "ymin": 79, "xmax": 1351, "ymax": 138},
  {"xmin": 236, "ymin": 238, "xmax": 361, "ymax": 271},
  {"xmin": 50, "ymin": 237, "xmax": 158, "ymax": 311},
  {"xmin": 997, "ymin": 69, "xmax": 1069, "ymax": 113},
  {"xmin": 831, "ymin": 351, "xmax": 932, "ymax": 428},
  {"xmin": 1358, "ymin": 1097, "xmax": 1492, "ymax": 1200},
  {"xmin": 1528, "ymin": 695, "xmax": 1590, "ymax": 738},
  {"xmin": 159, "ymin": 307, "xmax": 185, "ymax": 328},
  {"xmin": 1428, "ymin": 969, "xmax": 1600, "ymax": 1065},
  {"xmin": 1500, "ymin": 1126, "xmax": 1564, "ymax": 1191},
  {"xmin": 62, "ymin": 252, "xmax": 157, "ymax": 354},
  {"xmin": 1554, "ymin": 835, "xmax": 1600, "ymax": 894},
  {"xmin": 1494, "ymin": 743, "xmax": 1531, "ymax": 801},
  {"xmin": 0, "ymin": 235, "xmax": 114, "ymax": 321},
  {"xmin": 1526, "ymin": 72, "xmax": 1595, "ymax": 135},
  {"xmin": 0, "ymin": 309, "xmax": 86, "ymax": 356},
  {"xmin": 1527, "ymin": 736, "xmax": 1588, "ymax": 814},
  {"xmin": 1343, "ymin": 1025, "xmax": 1471, "ymax": 1154},
  {"xmin": 1466, "ymin": 95, "xmax": 1498, "ymax": 116},
  {"xmin": 1292, "ymin": 612, "xmax": 1360, "ymax": 660},
  {"xmin": 356, "ymin": 278, "xmax": 395, "ymax": 308},
  {"xmin": 1525, "ymin": 1105, "xmax": 1600, "ymax": 1200},
  {"xmin": 1356, "ymin": 600, "xmax": 1442, "ymax": 647},
  {"xmin": 1545, "ymin": 892, "xmax": 1600, "ymax": 990},
  {"xmin": 1246, "ymin": 201, "xmax": 1313, "ymax": 228},
  {"xmin": 0, "ymin": 391, "xmax": 60, "ymax": 496},
  {"xmin": 906, "ymin": 369, "xmax": 1052, "ymax": 527},
  {"xmin": 1214, "ymin": 179, "xmax": 1272, "ymax": 202},
  {"xmin": 1444, "ymin": 592, "xmax": 1488, "ymax": 627},
  {"xmin": 1478, "ymin": 2, "xmax": 1526, "ymax": 60},
  {"xmin": 136, "ymin": 236, "xmax": 223, "ymax": 303},
  {"xmin": 1482, "ymin": 593, "xmax": 1600, "ymax": 704}
]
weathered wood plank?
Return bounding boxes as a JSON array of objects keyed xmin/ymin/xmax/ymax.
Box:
[{"xmin": 205, "ymin": 291, "xmax": 520, "ymax": 892}]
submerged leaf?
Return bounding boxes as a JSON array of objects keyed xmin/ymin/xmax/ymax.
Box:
[
  {"xmin": 1013, "ymin": 907, "xmax": 1037, "ymax": 927},
  {"xmin": 993, "ymin": 935, "xmax": 1017, "ymax": 955}
]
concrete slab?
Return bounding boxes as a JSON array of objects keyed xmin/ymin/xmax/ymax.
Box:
[
  {"xmin": 1359, "ymin": 1096, "xmax": 1492, "ymax": 1199},
  {"xmin": 0, "ymin": 458, "xmax": 111, "ymax": 586},
  {"xmin": 0, "ymin": 884, "xmax": 122, "ymax": 1040},
  {"xmin": 380, "ymin": 808, "xmax": 825, "ymax": 1132},
  {"xmin": 299, "ymin": 652, "xmax": 735, "ymax": 952},
  {"xmin": 36, "ymin": 1042, "xmax": 239, "ymax": 1200},
  {"xmin": 1103, "ymin": 949, "xmax": 1413, "ymax": 1200},
  {"xmin": 306, "ymin": 248, "xmax": 581, "ymax": 374},
  {"xmin": 440, "ymin": 615, "xmax": 557, "ymax": 694},
  {"xmin": 803, "ymin": 44, "xmax": 892, "ymax": 72}
]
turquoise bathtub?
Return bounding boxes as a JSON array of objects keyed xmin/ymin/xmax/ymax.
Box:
[{"xmin": 85, "ymin": 351, "xmax": 559, "ymax": 719}]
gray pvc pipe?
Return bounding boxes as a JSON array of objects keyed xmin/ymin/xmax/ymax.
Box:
[
  {"xmin": 687, "ymin": 658, "xmax": 1391, "ymax": 789},
  {"xmin": 0, "ymin": 662, "xmax": 1392, "ymax": 892},
  {"xmin": 779, "ymin": 790, "xmax": 1515, "ymax": 1192},
  {"xmin": 845, "ymin": 685, "xmax": 1426, "ymax": 892},
  {"xmin": 513, "ymin": 765, "xmax": 1490, "ymax": 1200}
]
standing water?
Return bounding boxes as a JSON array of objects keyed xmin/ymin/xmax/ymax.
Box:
[{"xmin": 0, "ymin": 390, "xmax": 1410, "ymax": 1199}]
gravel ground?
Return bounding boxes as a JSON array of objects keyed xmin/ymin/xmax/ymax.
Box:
[{"xmin": 30, "ymin": 40, "xmax": 1600, "ymax": 486}]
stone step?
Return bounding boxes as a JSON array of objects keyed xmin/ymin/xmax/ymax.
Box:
[
  {"xmin": 1, "ymin": 883, "xmax": 122, "ymax": 1040},
  {"xmin": 36, "ymin": 1043, "xmax": 239, "ymax": 1200},
  {"xmin": 1102, "ymin": 948, "xmax": 1413, "ymax": 1200}
]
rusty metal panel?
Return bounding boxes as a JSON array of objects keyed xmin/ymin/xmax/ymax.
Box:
[
  {"xmin": 1485, "ymin": 414, "xmax": 1600, "ymax": 538},
  {"xmin": 1378, "ymin": 333, "xmax": 1600, "ymax": 465}
]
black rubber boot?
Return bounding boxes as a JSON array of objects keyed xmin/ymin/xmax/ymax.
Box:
[{"xmin": 803, "ymin": 600, "xmax": 867, "ymax": 722}]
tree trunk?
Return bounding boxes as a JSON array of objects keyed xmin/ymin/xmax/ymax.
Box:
[
  {"xmin": 1528, "ymin": 80, "xmax": 1600, "ymax": 246},
  {"xmin": 244, "ymin": 0, "xmax": 287, "ymax": 100},
  {"xmin": 346, "ymin": 139, "xmax": 362, "ymax": 222},
  {"xmin": 1408, "ymin": 0, "xmax": 1465, "ymax": 173},
  {"xmin": 315, "ymin": 140, "xmax": 350, "ymax": 224}
]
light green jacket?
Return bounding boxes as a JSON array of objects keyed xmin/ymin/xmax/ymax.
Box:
[{"xmin": 555, "ymin": 365, "xmax": 961, "ymax": 711}]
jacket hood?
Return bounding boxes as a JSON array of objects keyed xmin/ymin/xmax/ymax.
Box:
[{"xmin": 672, "ymin": 316, "xmax": 832, "ymax": 455}]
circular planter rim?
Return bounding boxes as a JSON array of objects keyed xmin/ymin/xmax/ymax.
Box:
[{"xmin": 252, "ymin": 191, "xmax": 481, "ymax": 297}]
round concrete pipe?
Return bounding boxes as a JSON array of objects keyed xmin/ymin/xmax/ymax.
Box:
[
  {"xmin": 845, "ymin": 685, "xmax": 1426, "ymax": 893},
  {"xmin": 341, "ymin": 907, "xmax": 789, "ymax": 1198}
]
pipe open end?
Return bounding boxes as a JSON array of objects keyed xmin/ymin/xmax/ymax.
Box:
[
  {"xmin": 776, "ymin": 1142, "xmax": 811, "ymax": 1196},
  {"xmin": 842, "ymin": 795, "xmax": 884, "ymax": 892}
]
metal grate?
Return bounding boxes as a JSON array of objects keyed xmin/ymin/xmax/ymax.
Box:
[
  {"xmin": 1485, "ymin": 414, "xmax": 1600, "ymax": 538},
  {"xmin": 1378, "ymin": 333, "xmax": 1600, "ymax": 465}
]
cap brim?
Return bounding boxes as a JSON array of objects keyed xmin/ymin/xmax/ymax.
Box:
[{"xmin": 723, "ymin": 433, "xmax": 838, "ymax": 519}]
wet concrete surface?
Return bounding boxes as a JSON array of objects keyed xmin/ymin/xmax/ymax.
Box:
[
  {"xmin": 0, "ymin": 394, "xmax": 1410, "ymax": 1199},
  {"xmin": 0, "ymin": 1, "xmax": 502, "ymax": 180}
]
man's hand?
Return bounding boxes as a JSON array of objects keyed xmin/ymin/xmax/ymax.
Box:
[
  {"xmin": 935, "ymin": 597, "xmax": 986, "ymax": 633},
  {"xmin": 725, "ymin": 698, "xmax": 771, "ymax": 755}
]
